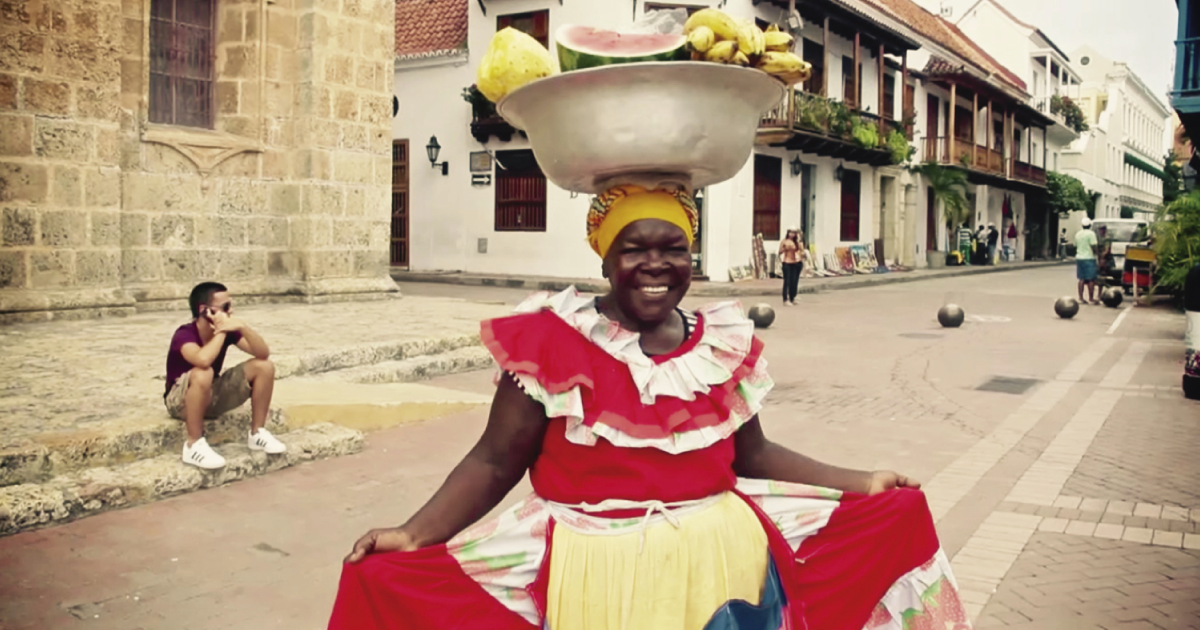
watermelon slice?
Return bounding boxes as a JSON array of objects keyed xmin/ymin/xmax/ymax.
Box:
[{"xmin": 555, "ymin": 24, "xmax": 688, "ymax": 72}]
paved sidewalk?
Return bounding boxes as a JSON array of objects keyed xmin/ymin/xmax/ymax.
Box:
[{"xmin": 393, "ymin": 259, "xmax": 1067, "ymax": 297}]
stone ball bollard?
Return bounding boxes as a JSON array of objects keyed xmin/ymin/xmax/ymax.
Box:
[
  {"xmin": 1101, "ymin": 287, "xmax": 1124, "ymax": 308},
  {"xmin": 937, "ymin": 304, "xmax": 965, "ymax": 328},
  {"xmin": 748, "ymin": 303, "xmax": 776, "ymax": 329},
  {"xmin": 1054, "ymin": 296, "xmax": 1080, "ymax": 319}
]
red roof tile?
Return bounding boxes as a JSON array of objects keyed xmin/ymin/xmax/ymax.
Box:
[
  {"xmin": 395, "ymin": 0, "xmax": 468, "ymax": 59},
  {"xmin": 862, "ymin": 0, "xmax": 1026, "ymax": 94}
]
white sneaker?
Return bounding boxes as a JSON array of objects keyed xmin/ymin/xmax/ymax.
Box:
[
  {"xmin": 248, "ymin": 428, "xmax": 287, "ymax": 454},
  {"xmin": 182, "ymin": 437, "xmax": 227, "ymax": 469}
]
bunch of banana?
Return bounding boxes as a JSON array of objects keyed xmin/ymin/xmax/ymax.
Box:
[{"xmin": 682, "ymin": 8, "xmax": 809, "ymax": 83}]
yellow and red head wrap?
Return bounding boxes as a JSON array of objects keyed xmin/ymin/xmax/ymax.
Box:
[{"xmin": 586, "ymin": 184, "xmax": 699, "ymax": 258}]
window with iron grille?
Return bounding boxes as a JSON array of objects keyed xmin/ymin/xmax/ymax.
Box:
[
  {"xmin": 498, "ymin": 10, "xmax": 549, "ymax": 48},
  {"xmin": 149, "ymin": 0, "xmax": 215, "ymax": 128},
  {"xmin": 752, "ymin": 154, "xmax": 781, "ymax": 240},
  {"xmin": 495, "ymin": 150, "xmax": 547, "ymax": 232}
]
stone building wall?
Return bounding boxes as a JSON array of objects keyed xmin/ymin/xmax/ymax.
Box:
[{"xmin": 0, "ymin": 0, "xmax": 396, "ymax": 324}]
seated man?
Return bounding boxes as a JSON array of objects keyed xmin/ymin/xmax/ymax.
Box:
[{"xmin": 164, "ymin": 281, "xmax": 285, "ymax": 469}]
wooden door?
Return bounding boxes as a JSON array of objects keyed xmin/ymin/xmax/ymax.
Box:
[
  {"xmin": 926, "ymin": 186, "xmax": 937, "ymax": 251},
  {"xmin": 752, "ymin": 154, "xmax": 781, "ymax": 240},
  {"xmin": 839, "ymin": 169, "xmax": 861, "ymax": 242},
  {"xmin": 925, "ymin": 94, "xmax": 939, "ymax": 160},
  {"xmin": 391, "ymin": 140, "xmax": 409, "ymax": 267}
]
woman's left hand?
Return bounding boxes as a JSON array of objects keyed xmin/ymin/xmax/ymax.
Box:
[{"xmin": 866, "ymin": 470, "xmax": 921, "ymax": 495}]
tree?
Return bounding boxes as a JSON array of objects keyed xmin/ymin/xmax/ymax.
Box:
[
  {"xmin": 1153, "ymin": 189, "xmax": 1200, "ymax": 293},
  {"xmin": 1164, "ymin": 151, "xmax": 1183, "ymax": 205},
  {"xmin": 1046, "ymin": 172, "xmax": 1092, "ymax": 217},
  {"xmin": 912, "ymin": 161, "xmax": 969, "ymax": 251}
]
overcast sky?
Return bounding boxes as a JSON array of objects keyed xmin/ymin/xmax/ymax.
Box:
[{"xmin": 947, "ymin": 0, "xmax": 1179, "ymax": 105}]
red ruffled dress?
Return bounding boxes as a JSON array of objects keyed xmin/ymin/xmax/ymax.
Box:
[{"xmin": 329, "ymin": 288, "xmax": 972, "ymax": 630}]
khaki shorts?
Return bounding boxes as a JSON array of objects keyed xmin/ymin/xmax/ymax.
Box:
[{"xmin": 165, "ymin": 360, "xmax": 253, "ymax": 420}]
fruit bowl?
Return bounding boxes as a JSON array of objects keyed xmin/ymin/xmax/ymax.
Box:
[{"xmin": 496, "ymin": 62, "xmax": 785, "ymax": 194}]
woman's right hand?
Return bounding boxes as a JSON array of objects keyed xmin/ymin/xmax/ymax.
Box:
[{"xmin": 344, "ymin": 527, "xmax": 421, "ymax": 564}]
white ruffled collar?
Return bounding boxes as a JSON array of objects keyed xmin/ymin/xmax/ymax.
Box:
[{"xmin": 513, "ymin": 287, "xmax": 755, "ymax": 404}]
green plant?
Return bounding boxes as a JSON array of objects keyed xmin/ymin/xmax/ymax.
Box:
[
  {"xmin": 828, "ymin": 100, "xmax": 855, "ymax": 137},
  {"xmin": 461, "ymin": 84, "xmax": 497, "ymax": 120},
  {"xmin": 1164, "ymin": 151, "xmax": 1184, "ymax": 205},
  {"xmin": 796, "ymin": 94, "xmax": 830, "ymax": 131},
  {"xmin": 850, "ymin": 119, "xmax": 878, "ymax": 148},
  {"xmin": 912, "ymin": 161, "xmax": 970, "ymax": 251},
  {"xmin": 958, "ymin": 150, "xmax": 973, "ymax": 167},
  {"xmin": 886, "ymin": 129, "xmax": 914, "ymax": 165},
  {"xmin": 1046, "ymin": 171, "xmax": 1093, "ymax": 217},
  {"xmin": 1152, "ymin": 190, "xmax": 1200, "ymax": 293},
  {"xmin": 1050, "ymin": 94, "xmax": 1089, "ymax": 134}
]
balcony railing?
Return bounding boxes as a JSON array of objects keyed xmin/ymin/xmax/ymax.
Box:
[
  {"xmin": 1013, "ymin": 160, "xmax": 1046, "ymax": 185},
  {"xmin": 753, "ymin": 92, "xmax": 902, "ymax": 164},
  {"xmin": 1033, "ymin": 96, "xmax": 1067, "ymax": 128},
  {"xmin": 1176, "ymin": 36, "xmax": 1200, "ymax": 98},
  {"xmin": 922, "ymin": 136, "xmax": 1005, "ymax": 176}
]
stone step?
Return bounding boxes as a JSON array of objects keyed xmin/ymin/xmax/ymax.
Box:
[
  {"xmin": 272, "ymin": 380, "xmax": 492, "ymax": 433},
  {"xmin": 315, "ymin": 345, "xmax": 496, "ymax": 385},
  {"xmin": 0, "ymin": 340, "xmax": 495, "ymax": 488},
  {"xmin": 0, "ymin": 423, "xmax": 363, "ymax": 536},
  {"xmin": 271, "ymin": 333, "xmax": 483, "ymax": 379},
  {"xmin": 1, "ymin": 406, "xmax": 290, "ymax": 488}
]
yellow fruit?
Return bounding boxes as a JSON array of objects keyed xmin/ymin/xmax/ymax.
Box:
[
  {"xmin": 766, "ymin": 23, "xmax": 780, "ymax": 33},
  {"xmin": 755, "ymin": 51, "xmax": 806, "ymax": 75},
  {"xmin": 772, "ymin": 66, "xmax": 812, "ymax": 86},
  {"xmin": 732, "ymin": 51, "xmax": 750, "ymax": 67},
  {"xmin": 737, "ymin": 20, "xmax": 766, "ymax": 56},
  {"xmin": 476, "ymin": 27, "xmax": 555, "ymax": 103},
  {"xmin": 764, "ymin": 31, "xmax": 794, "ymax": 52},
  {"xmin": 704, "ymin": 40, "xmax": 738, "ymax": 63},
  {"xmin": 684, "ymin": 8, "xmax": 740, "ymax": 42},
  {"xmin": 686, "ymin": 26, "xmax": 715, "ymax": 53}
]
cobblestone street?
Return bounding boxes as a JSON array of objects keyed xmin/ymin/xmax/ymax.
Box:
[{"xmin": 0, "ymin": 267, "xmax": 1198, "ymax": 629}]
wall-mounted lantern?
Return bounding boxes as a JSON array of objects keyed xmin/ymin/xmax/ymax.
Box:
[
  {"xmin": 790, "ymin": 155, "xmax": 805, "ymax": 177},
  {"xmin": 835, "ymin": 163, "xmax": 846, "ymax": 181},
  {"xmin": 426, "ymin": 136, "xmax": 448, "ymax": 176}
]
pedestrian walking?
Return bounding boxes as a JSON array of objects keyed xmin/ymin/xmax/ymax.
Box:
[
  {"xmin": 778, "ymin": 227, "xmax": 804, "ymax": 306},
  {"xmin": 1074, "ymin": 217, "xmax": 1101, "ymax": 305},
  {"xmin": 986, "ymin": 222, "xmax": 999, "ymax": 265}
]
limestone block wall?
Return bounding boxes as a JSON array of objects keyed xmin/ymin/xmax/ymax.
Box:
[
  {"xmin": 0, "ymin": 0, "xmax": 127, "ymax": 316},
  {"xmin": 0, "ymin": 0, "xmax": 396, "ymax": 323}
]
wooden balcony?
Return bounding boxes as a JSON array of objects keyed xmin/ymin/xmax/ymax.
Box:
[
  {"xmin": 1012, "ymin": 160, "xmax": 1047, "ymax": 186},
  {"xmin": 923, "ymin": 136, "xmax": 1005, "ymax": 177},
  {"xmin": 469, "ymin": 115, "xmax": 526, "ymax": 144},
  {"xmin": 757, "ymin": 92, "xmax": 903, "ymax": 167}
]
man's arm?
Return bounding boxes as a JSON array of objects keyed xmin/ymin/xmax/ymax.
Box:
[
  {"xmin": 180, "ymin": 334, "xmax": 229, "ymax": 369},
  {"xmin": 233, "ymin": 325, "xmax": 270, "ymax": 360}
]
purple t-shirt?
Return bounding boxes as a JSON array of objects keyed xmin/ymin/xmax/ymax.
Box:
[{"xmin": 164, "ymin": 322, "xmax": 242, "ymax": 396}]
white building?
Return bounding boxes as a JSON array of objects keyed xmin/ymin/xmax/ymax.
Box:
[
  {"xmin": 1068, "ymin": 46, "xmax": 1172, "ymax": 219},
  {"xmin": 389, "ymin": 0, "xmax": 1060, "ymax": 281}
]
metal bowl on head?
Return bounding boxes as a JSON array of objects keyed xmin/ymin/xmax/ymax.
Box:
[{"xmin": 497, "ymin": 62, "xmax": 786, "ymax": 194}]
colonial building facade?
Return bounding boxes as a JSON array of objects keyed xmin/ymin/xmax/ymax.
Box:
[
  {"xmin": 391, "ymin": 0, "xmax": 1071, "ymax": 282},
  {"xmin": 0, "ymin": 0, "xmax": 397, "ymax": 323}
]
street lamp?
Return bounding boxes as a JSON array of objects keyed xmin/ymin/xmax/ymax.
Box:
[
  {"xmin": 790, "ymin": 155, "xmax": 804, "ymax": 177},
  {"xmin": 835, "ymin": 163, "xmax": 845, "ymax": 181},
  {"xmin": 426, "ymin": 136, "xmax": 448, "ymax": 176}
]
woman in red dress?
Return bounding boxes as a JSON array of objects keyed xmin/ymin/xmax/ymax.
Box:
[{"xmin": 329, "ymin": 185, "xmax": 971, "ymax": 630}]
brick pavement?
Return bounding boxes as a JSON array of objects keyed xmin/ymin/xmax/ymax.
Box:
[{"xmin": 978, "ymin": 532, "xmax": 1200, "ymax": 629}]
